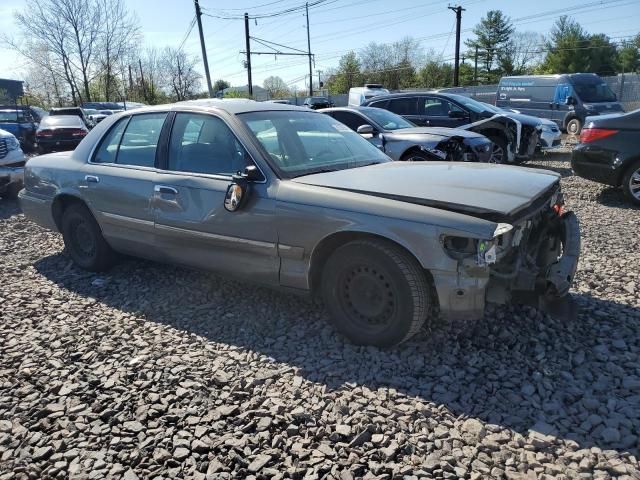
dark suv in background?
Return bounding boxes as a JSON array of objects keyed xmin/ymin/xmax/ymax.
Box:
[{"xmin": 303, "ymin": 96, "xmax": 334, "ymax": 109}]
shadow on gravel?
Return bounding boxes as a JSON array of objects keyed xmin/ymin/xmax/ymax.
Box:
[
  {"xmin": 0, "ymin": 198, "xmax": 21, "ymax": 220},
  {"xmin": 595, "ymin": 186, "xmax": 640, "ymax": 210},
  {"xmin": 526, "ymin": 153, "xmax": 574, "ymax": 178},
  {"xmin": 34, "ymin": 252, "xmax": 640, "ymax": 456}
]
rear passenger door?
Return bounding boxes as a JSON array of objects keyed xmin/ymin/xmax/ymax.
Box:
[
  {"xmin": 152, "ymin": 112, "xmax": 279, "ymax": 286},
  {"xmin": 386, "ymin": 97, "xmax": 423, "ymax": 125},
  {"xmin": 82, "ymin": 112, "xmax": 167, "ymax": 259}
]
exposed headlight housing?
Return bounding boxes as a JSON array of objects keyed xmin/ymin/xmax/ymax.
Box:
[
  {"xmin": 5, "ymin": 136, "xmax": 20, "ymax": 151},
  {"xmin": 443, "ymin": 223, "xmax": 513, "ymax": 265}
]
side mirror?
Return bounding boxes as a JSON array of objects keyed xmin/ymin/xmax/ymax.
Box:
[
  {"xmin": 448, "ymin": 110, "xmax": 466, "ymax": 119},
  {"xmin": 356, "ymin": 124, "xmax": 375, "ymax": 135},
  {"xmin": 566, "ymin": 96, "xmax": 576, "ymax": 106},
  {"xmin": 224, "ymin": 166, "xmax": 260, "ymax": 212}
]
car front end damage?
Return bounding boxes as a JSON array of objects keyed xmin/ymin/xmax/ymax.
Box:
[
  {"xmin": 436, "ymin": 183, "xmax": 580, "ymax": 320},
  {"xmin": 416, "ymin": 136, "xmax": 493, "ymax": 163}
]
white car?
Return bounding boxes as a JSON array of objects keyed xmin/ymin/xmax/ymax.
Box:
[{"xmin": 0, "ymin": 128, "xmax": 25, "ymax": 198}]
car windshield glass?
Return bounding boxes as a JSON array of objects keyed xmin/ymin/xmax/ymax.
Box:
[
  {"xmin": 0, "ymin": 111, "xmax": 20, "ymax": 122},
  {"xmin": 363, "ymin": 108, "xmax": 415, "ymax": 130},
  {"xmin": 573, "ymin": 82, "xmax": 616, "ymax": 102},
  {"xmin": 240, "ymin": 111, "xmax": 389, "ymax": 178},
  {"xmin": 446, "ymin": 94, "xmax": 492, "ymax": 113}
]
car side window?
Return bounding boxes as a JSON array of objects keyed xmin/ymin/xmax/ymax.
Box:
[
  {"xmin": 168, "ymin": 113, "xmax": 250, "ymax": 176},
  {"xmin": 92, "ymin": 117, "xmax": 130, "ymax": 164},
  {"xmin": 117, "ymin": 113, "xmax": 167, "ymax": 167},
  {"xmin": 388, "ymin": 98, "xmax": 418, "ymax": 116},
  {"xmin": 423, "ymin": 98, "xmax": 451, "ymax": 116},
  {"xmin": 331, "ymin": 111, "xmax": 368, "ymax": 132},
  {"xmin": 368, "ymin": 99, "xmax": 388, "ymax": 109}
]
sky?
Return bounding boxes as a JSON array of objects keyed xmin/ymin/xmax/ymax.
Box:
[{"xmin": 0, "ymin": 0, "xmax": 639, "ymax": 93}]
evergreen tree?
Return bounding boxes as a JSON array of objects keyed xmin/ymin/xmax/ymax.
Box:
[{"xmin": 465, "ymin": 10, "xmax": 514, "ymax": 83}]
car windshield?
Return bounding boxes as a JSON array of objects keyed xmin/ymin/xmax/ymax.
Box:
[
  {"xmin": 573, "ymin": 82, "xmax": 616, "ymax": 103},
  {"xmin": 446, "ymin": 94, "xmax": 492, "ymax": 114},
  {"xmin": 240, "ymin": 110, "xmax": 390, "ymax": 178},
  {"xmin": 363, "ymin": 108, "xmax": 415, "ymax": 130},
  {"xmin": 311, "ymin": 97, "xmax": 328, "ymax": 103}
]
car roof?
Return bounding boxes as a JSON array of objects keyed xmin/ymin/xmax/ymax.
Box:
[{"xmin": 126, "ymin": 99, "xmax": 312, "ymax": 115}]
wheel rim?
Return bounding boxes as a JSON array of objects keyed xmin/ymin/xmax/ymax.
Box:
[
  {"xmin": 568, "ymin": 121, "xmax": 579, "ymax": 135},
  {"xmin": 489, "ymin": 143, "xmax": 504, "ymax": 164},
  {"xmin": 338, "ymin": 264, "xmax": 397, "ymax": 333},
  {"xmin": 71, "ymin": 220, "xmax": 96, "ymax": 260},
  {"xmin": 630, "ymin": 168, "xmax": 640, "ymax": 201}
]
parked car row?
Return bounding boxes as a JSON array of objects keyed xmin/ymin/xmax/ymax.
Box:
[{"xmin": 19, "ymin": 99, "xmax": 581, "ymax": 347}]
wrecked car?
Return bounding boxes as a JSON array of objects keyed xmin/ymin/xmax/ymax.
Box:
[
  {"xmin": 321, "ymin": 106, "xmax": 493, "ymax": 162},
  {"xmin": 363, "ymin": 92, "xmax": 541, "ymax": 164},
  {"xmin": 20, "ymin": 100, "xmax": 580, "ymax": 347}
]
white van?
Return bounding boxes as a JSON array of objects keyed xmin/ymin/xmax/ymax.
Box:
[{"xmin": 348, "ymin": 84, "xmax": 390, "ymax": 107}]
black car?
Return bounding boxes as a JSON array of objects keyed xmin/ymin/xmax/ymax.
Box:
[
  {"xmin": 36, "ymin": 115, "xmax": 89, "ymax": 153},
  {"xmin": 571, "ymin": 108, "xmax": 640, "ymax": 205},
  {"xmin": 321, "ymin": 106, "xmax": 492, "ymax": 163},
  {"xmin": 49, "ymin": 107, "xmax": 90, "ymax": 128},
  {"xmin": 363, "ymin": 92, "xmax": 542, "ymax": 164},
  {"xmin": 304, "ymin": 96, "xmax": 333, "ymax": 110}
]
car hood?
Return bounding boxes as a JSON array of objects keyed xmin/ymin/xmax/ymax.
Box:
[
  {"xmin": 292, "ymin": 162, "xmax": 559, "ymax": 221},
  {"xmin": 583, "ymin": 102, "xmax": 624, "ymax": 114},
  {"xmin": 490, "ymin": 110, "xmax": 541, "ymax": 127},
  {"xmin": 389, "ymin": 127, "xmax": 486, "ymax": 139}
]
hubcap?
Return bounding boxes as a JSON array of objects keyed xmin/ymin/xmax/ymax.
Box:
[
  {"xmin": 72, "ymin": 221, "xmax": 96, "ymax": 259},
  {"xmin": 339, "ymin": 265, "xmax": 396, "ymax": 331},
  {"xmin": 630, "ymin": 168, "xmax": 640, "ymax": 200}
]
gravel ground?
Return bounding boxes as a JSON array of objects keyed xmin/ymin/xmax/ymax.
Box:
[{"xmin": 1, "ymin": 153, "xmax": 639, "ymax": 480}]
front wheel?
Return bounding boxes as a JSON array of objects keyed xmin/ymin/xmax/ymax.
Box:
[
  {"xmin": 487, "ymin": 135, "xmax": 508, "ymax": 164},
  {"xmin": 622, "ymin": 159, "xmax": 640, "ymax": 206},
  {"xmin": 321, "ymin": 239, "xmax": 432, "ymax": 347},
  {"xmin": 401, "ymin": 150, "xmax": 437, "ymax": 162},
  {"xmin": 61, "ymin": 203, "xmax": 117, "ymax": 271},
  {"xmin": 566, "ymin": 118, "xmax": 582, "ymax": 136}
]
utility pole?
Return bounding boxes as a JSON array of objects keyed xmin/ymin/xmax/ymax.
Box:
[
  {"xmin": 317, "ymin": 70, "xmax": 323, "ymax": 92},
  {"xmin": 194, "ymin": 0, "xmax": 214, "ymax": 97},
  {"xmin": 244, "ymin": 13, "xmax": 253, "ymax": 97},
  {"xmin": 474, "ymin": 46, "xmax": 478, "ymax": 84},
  {"xmin": 448, "ymin": 5, "xmax": 465, "ymax": 87},
  {"xmin": 305, "ymin": 2, "xmax": 313, "ymax": 97}
]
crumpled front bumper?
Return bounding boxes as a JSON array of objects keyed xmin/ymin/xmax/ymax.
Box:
[{"xmin": 544, "ymin": 211, "xmax": 580, "ymax": 297}]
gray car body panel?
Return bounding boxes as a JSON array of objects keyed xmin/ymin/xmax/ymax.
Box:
[{"xmin": 20, "ymin": 99, "xmax": 572, "ymax": 321}]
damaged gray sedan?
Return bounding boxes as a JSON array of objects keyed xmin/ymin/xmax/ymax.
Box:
[
  {"xmin": 20, "ymin": 100, "xmax": 580, "ymax": 347},
  {"xmin": 321, "ymin": 107, "xmax": 493, "ymax": 162}
]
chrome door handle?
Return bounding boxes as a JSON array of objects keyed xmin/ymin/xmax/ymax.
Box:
[
  {"xmin": 154, "ymin": 185, "xmax": 178, "ymax": 195},
  {"xmin": 85, "ymin": 175, "xmax": 99, "ymax": 183}
]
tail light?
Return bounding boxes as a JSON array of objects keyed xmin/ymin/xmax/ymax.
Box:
[
  {"xmin": 580, "ymin": 128, "xmax": 618, "ymax": 143},
  {"xmin": 36, "ymin": 129, "xmax": 53, "ymax": 137}
]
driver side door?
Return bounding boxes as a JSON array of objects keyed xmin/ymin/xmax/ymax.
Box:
[{"xmin": 152, "ymin": 112, "xmax": 280, "ymax": 286}]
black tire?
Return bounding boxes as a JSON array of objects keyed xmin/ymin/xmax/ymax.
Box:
[
  {"xmin": 401, "ymin": 150, "xmax": 437, "ymax": 162},
  {"xmin": 566, "ymin": 118, "xmax": 582, "ymax": 136},
  {"xmin": 621, "ymin": 159, "xmax": 640, "ymax": 206},
  {"xmin": 61, "ymin": 203, "xmax": 116, "ymax": 271},
  {"xmin": 487, "ymin": 135, "xmax": 509, "ymax": 164},
  {"xmin": 321, "ymin": 239, "xmax": 432, "ymax": 347}
]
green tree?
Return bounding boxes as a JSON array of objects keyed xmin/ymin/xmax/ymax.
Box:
[
  {"xmin": 587, "ymin": 34, "xmax": 619, "ymax": 75},
  {"xmin": 325, "ymin": 51, "xmax": 363, "ymax": 94},
  {"xmin": 213, "ymin": 79, "xmax": 230, "ymax": 93},
  {"xmin": 617, "ymin": 35, "xmax": 640, "ymax": 73},
  {"xmin": 418, "ymin": 61, "xmax": 453, "ymax": 88},
  {"xmin": 539, "ymin": 16, "xmax": 590, "ymax": 73},
  {"xmin": 465, "ymin": 10, "xmax": 514, "ymax": 83}
]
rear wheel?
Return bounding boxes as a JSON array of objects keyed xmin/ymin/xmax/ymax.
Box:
[
  {"xmin": 321, "ymin": 239, "xmax": 432, "ymax": 347},
  {"xmin": 0, "ymin": 183, "xmax": 20, "ymax": 199},
  {"xmin": 61, "ymin": 203, "xmax": 116, "ymax": 271},
  {"xmin": 566, "ymin": 118, "xmax": 582, "ymax": 136},
  {"xmin": 622, "ymin": 159, "xmax": 640, "ymax": 206}
]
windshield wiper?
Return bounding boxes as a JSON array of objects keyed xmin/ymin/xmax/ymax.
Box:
[{"xmin": 293, "ymin": 168, "xmax": 340, "ymax": 177}]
